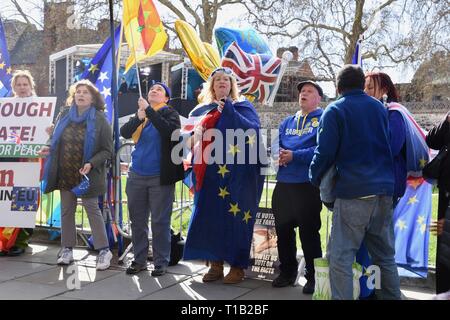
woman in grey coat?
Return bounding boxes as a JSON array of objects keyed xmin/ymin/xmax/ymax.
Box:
[{"xmin": 41, "ymin": 80, "xmax": 113, "ymax": 270}]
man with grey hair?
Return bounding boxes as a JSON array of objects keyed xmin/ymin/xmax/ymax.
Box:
[{"xmin": 309, "ymin": 65, "xmax": 401, "ymax": 300}]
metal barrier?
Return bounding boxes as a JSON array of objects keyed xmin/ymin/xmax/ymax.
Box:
[
  {"xmin": 34, "ymin": 142, "xmax": 274, "ymax": 253},
  {"xmin": 114, "ymin": 142, "xmax": 195, "ymax": 262}
]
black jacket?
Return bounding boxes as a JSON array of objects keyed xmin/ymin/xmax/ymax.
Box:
[
  {"xmin": 120, "ymin": 105, "xmax": 184, "ymax": 185},
  {"xmin": 426, "ymin": 112, "xmax": 450, "ymax": 193},
  {"xmin": 440, "ymin": 207, "xmax": 450, "ymax": 270}
]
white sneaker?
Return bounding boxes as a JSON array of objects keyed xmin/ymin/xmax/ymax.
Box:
[
  {"xmin": 57, "ymin": 247, "xmax": 74, "ymax": 265},
  {"xmin": 96, "ymin": 249, "xmax": 112, "ymax": 270}
]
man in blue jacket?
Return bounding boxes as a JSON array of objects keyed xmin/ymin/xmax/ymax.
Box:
[
  {"xmin": 309, "ymin": 65, "xmax": 401, "ymax": 300},
  {"xmin": 271, "ymin": 80, "xmax": 323, "ymax": 294}
]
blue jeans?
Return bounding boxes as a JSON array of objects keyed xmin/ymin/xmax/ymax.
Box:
[{"xmin": 328, "ymin": 196, "xmax": 401, "ymax": 300}]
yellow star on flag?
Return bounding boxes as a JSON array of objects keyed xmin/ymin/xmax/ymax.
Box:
[
  {"xmin": 242, "ymin": 210, "xmax": 252, "ymax": 223},
  {"xmin": 217, "ymin": 164, "xmax": 230, "ymax": 178},
  {"xmin": 229, "ymin": 203, "xmax": 240, "ymax": 216},
  {"xmin": 19, "ymin": 206, "xmax": 25, "ymax": 211},
  {"xmin": 88, "ymin": 64, "xmax": 99, "ymax": 73},
  {"xmin": 228, "ymin": 144, "xmax": 241, "ymax": 156},
  {"xmin": 28, "ymin": 205, "xmax": 34, "ymax": 210},
  {"xmin": 417, "ymin": 215, "xmax": 425, "ymax": 225},
  {"xmin": 407, "ymin": 195, "xmax": 419, "ymax": 205},
  {"xmin": 419, "ymin": 158, "xmax": 427, "ymax": 168},
  {"xmin": 6, "ymin": 67, "xmax": 12, "ymax": 74},
  {"xmin": 0, "ymin": 62, "xmax": 5, "ymax": 69},
  {"xmin": 419, "ymin": 223, "xmax": 426, "ymax": 234},
  {"xmin": 218, "ymin": 186, "xmax": 230, "ymax": 199},
  {"xmin": 11, "ymin": 203, "xmax": 17, "ymax": 209},
  {"xmin": 396, "ymin": 219, "xmax": 407, "ymax": 231},
  {"xmin": 246, "ymin": 134, "xmax": 256, "ymax": 146}
]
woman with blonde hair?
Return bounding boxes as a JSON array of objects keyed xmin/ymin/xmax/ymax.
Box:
[
  {"xmin": 183, "ymin": 67, "xmax": 264, "ymax": 284},
  {"xmin": 0, "ymin": 70, "xmax": 37, "ymax": 257},
  {"xmin": 41, "ymin": 79, "xmax": 113, "ymax": 270}
]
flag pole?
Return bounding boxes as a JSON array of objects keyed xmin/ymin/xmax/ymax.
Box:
[
  {"xmin": 266, "ymin": 50, "xmax": 293, "ymax": 107},
  {"xmin": 108, "ymin": 0, "xmax": 123, "ymax": 255},
  {"xmin": 125, "ymin": 0, "xmax": 142, "ymax": 97},
  {"xmin": 116, "ymin": 23, "xmax": 124, "ymax": 85}
]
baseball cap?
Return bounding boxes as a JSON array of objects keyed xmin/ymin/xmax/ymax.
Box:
[{"xmin": 297, "ymin": 80, "xmax": 324, "ymax": 97}]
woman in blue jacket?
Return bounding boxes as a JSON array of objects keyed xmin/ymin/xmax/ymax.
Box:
[{"xmin": 120, "ymin": 82, "xmax": 184, "ymax": 276}]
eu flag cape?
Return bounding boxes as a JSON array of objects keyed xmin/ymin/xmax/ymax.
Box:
[{"xmin": 183, "ymin": 99, "xmax": 265, "ymax": 268}]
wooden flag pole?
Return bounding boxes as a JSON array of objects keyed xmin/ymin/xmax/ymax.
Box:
[{"xmin": 125, "ymin": 0, "xmax": 142, "ymax": 97}]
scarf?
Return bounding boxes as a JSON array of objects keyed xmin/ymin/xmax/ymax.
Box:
[
  {"xmin": 192, "ymin": 108, "xmax": 221, "ymax": 191},
  {"xmin": 42, "ymin": 105, "xmax": 97, "ymax": 191}
]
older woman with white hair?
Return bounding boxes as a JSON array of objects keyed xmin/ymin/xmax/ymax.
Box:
[
  {"xmin": 183, "ymin": 67, "xmax": 265, "ymax": 284},
  {"xmin": 0, "ymin": 70, "xmax": 37, "ymax": 257}
]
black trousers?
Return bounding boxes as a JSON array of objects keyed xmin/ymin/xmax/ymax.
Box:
[
  {"xmin": 437, "ymin": 189, "xmax": 450, "ymax": 294},
  {"xmin": 272, "ymin": 182, "xmax": 322, "ymax": 281}
]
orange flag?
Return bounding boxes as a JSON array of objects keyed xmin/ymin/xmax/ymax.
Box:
[{"xmin": 123, "ymin": 0, "xmax": 167, "ymax": 72}]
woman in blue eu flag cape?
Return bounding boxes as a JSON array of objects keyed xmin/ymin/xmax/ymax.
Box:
[{"xmin": 183, "ymin": 67, "xmax": 265, "ymax": 284}]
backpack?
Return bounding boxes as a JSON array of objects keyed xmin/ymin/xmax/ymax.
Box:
[{"xmin": 169, "ymin": 229, "xmax": 185, "ymax": 266}]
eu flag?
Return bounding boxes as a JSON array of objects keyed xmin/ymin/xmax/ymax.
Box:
[
  {"xmin": 11, "ymin": 187, "xmax": 39, "ymax": 212},
  {"xmin": 0, "ymin": 18, "xmax": 12, "ymax": 97},
  {"xmin": 394, "ymin": 177, "xmax": 432, "ymax": 277},
  {"xmin": 81, "ymin": 24, "xmax": 121, "ymax": 124},
  {"xmin": 183, "ymin": 99, "xmax": 265, "ymax": 268}
]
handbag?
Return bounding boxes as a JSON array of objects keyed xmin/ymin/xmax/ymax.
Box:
[{"xmin": 422, "ymin": 143, "xmax": 449, "ymax": 180}]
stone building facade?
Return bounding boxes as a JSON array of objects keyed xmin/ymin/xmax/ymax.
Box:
[{"xmin": 4, "ymin": 1, "xmax": 114, "ymax": 96}]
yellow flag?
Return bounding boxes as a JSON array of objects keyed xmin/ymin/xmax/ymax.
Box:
[{"xmin": 123, "ymin": 0, "xmax": 168, "ymax": 72}]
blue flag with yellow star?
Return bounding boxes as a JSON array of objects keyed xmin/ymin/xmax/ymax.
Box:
[
  {"xmin": 81, "ymin": 24, "xmax": 121, "ymax": 123},
  {"xmin": 0, "ymin": 18, "xmax": 12, "ymax": 97},
  {"xmin": 183, "ymin": 98, "xmax": 265, "ymax": 268},
  {"xmin": 393, "ymin": 177, "xmax": 432, "ymax": 277}
]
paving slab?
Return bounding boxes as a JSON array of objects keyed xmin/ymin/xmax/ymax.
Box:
[
  {"xmin": 15, "ymin": 264, "xmax": 121, "ymax": 288},
  {"xmin": 0, "ymin": 260, "xmax": 56, "ymax": 282},
  {"xmin": 57, "ymin": 270, "xmax": 190, "ymax": 300},
  {"xmin": 0, "ymin": 280, "xmax": 69, "ymax": 300},
  {"xmin": 236, "ymin": 280, "xmax": 310, "ymax": 300},
  {"xmin": 165, "ymin": 260, "xmax": 208, "ymax": 276},
  {"xmin": 141, "ymin": 275, "xmax": 252, "ymax": 300},
  {"xmin": 401, "ymin": 286, "xmax": 436, "ymax": 300}
]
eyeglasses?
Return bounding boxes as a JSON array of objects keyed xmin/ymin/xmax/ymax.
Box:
[{"xmin": 209, "ymin": 67, "xmax": 233, "ymax": 79}]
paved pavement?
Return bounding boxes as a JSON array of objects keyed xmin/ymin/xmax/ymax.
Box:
[{"xmin": 0, "ymin": 242, "xmax": 436, "ymax": 300}]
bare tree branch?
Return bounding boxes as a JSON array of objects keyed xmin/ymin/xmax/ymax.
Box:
[{"xmin": 9, "ymin": 0, "xmax": 32, "ymax": 24}]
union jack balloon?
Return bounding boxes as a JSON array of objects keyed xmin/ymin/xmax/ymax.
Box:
[{"xmin": 221, "ymin": 41, "xmax": 281, "ymax": 103}]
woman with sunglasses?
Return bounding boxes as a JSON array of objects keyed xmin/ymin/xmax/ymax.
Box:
[{"xmin": 183, "ymin": 67, "xmax": 264, "ymax": 284}]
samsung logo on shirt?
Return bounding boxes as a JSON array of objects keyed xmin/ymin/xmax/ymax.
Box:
[{"xmin": 285, "ymin": 127, "xmax": 314, "ymax": 136}]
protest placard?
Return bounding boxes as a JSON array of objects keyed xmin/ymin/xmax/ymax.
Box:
[
  {"xmin": 0, "ymin": 162, "xmax": 40, "ymax": 227},
  {"xmin": 0, "ymin": 97, "xmax": 56, "ymax": 157}
]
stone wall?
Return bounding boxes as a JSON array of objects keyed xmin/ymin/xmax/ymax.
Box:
[{"xmin": 255, "ymin": 101, "xmax": 450, "ymax": 131}]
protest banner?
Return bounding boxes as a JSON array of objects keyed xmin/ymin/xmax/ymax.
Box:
[
  {"xmin": 0, "ymin": 162, "xmax": 40, "ymax": 227},
  {"xmin": 0, "ymin": 97, "xmax": 56, "ymax": 157},
  {"xmin": 246, "ymin": 207, "xmax": 280, "ymax": 280}
]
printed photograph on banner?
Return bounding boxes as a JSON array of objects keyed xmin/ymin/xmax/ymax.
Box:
[
  {"xmin": 0, "ymin": 162, "xmax": 40, "ymax": 228},
  {"xmin": 246, "ymin": 207, "xmax": 280, "ymax": 281},
  {"xmin": 0, "ymin": 96, "xmax": 56, "ymax": 158}
]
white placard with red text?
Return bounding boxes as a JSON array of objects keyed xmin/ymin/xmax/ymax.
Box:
[
  {"xmin": 0, "ymin": 97, "xmax": 56, "ymax": 157},
  {"xmin": 0, "ymin": 162, "xmax": 40, "ymax": 227}
]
